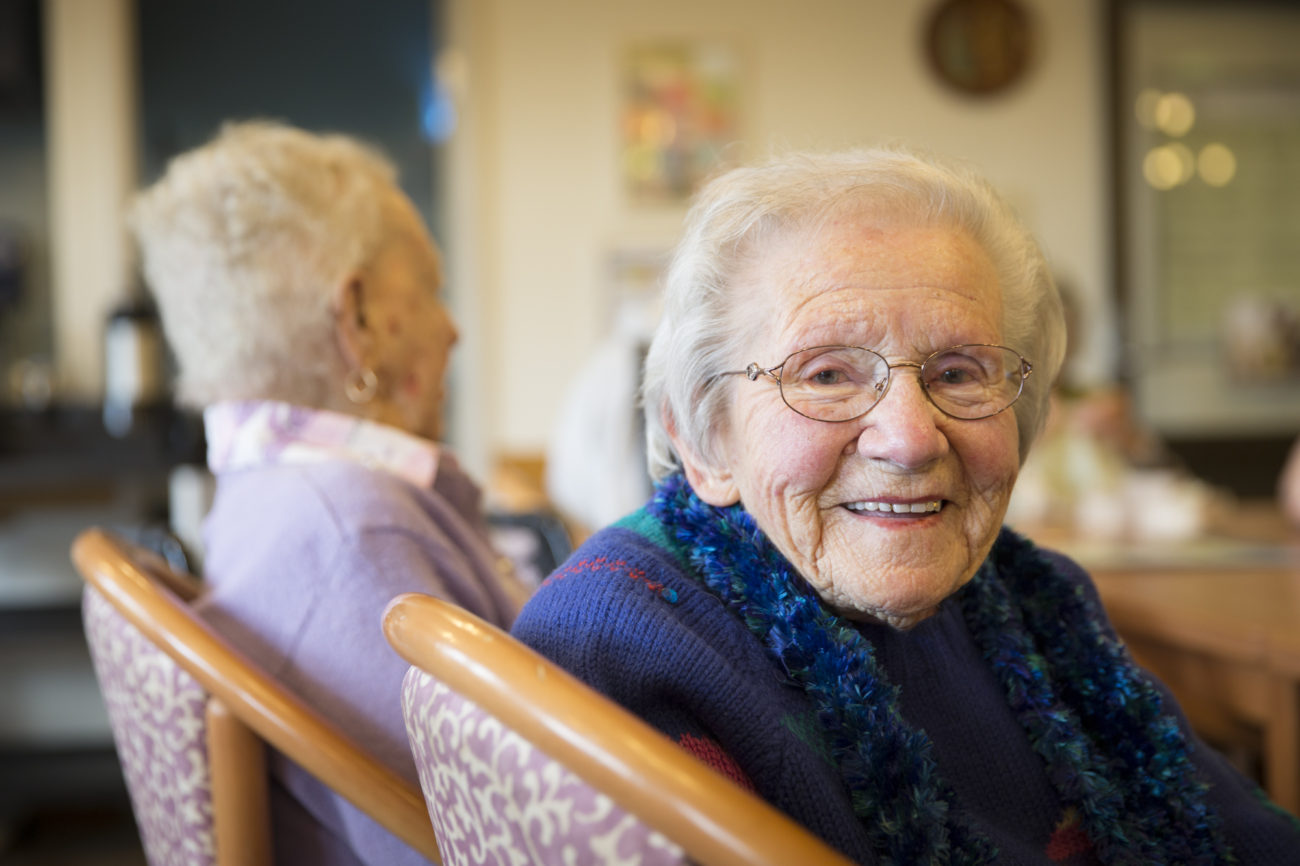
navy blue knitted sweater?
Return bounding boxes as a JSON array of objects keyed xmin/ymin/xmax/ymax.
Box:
[{"xmin": 511, "ymin": 506, "xmax": 1300, "ymax": 864}]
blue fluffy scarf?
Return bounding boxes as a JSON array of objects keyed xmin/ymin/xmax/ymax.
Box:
[{"xmin": 648, "ymin": 473, "xmax": 1232, "ymax": 865}]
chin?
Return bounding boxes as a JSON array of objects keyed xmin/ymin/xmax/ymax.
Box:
[
  {"xmin": 833, "ymin": 593, "xmax": 944, "ymax": 630},
  {"xmin": 871, "ymin": 607, "xmax": 940, "ymax": 630},
  {"xmin": 819, "ymin": 562, "xmax": 976, "ymax": 630}
]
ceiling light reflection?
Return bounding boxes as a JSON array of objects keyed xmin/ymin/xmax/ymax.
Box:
[
  {"xmin": 1154, "ymin": 92, "xmax": 1196, "ymax": 137},
  {"xmin": 1144, "ymin": 143, "xmax": 1195, "ymax": 190},
  {"xmin": 1198, "ymin": 143, "xmax": 1237, "ymax": 186}
]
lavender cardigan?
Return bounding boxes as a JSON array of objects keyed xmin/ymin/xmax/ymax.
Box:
[{"xmin": 197, "ymin": 453, "xmax": 517, "ymax": 865}]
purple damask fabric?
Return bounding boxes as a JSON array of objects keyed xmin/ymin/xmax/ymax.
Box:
[
  {"xmin": 83, "ymin": 586, "xmax": 217, "ymax": 866},
  {"xmin": 400, "ymin": 667, "xmax": 685, "ymax": 866}
]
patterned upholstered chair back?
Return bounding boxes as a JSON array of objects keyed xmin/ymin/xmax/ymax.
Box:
[
  {"xmin": 72, "ymin": 527, "xmax": 442, "ymax": 866},
  {"xmin": 383, "ymin": 592, "xmax": 855, "ymax": 866},
  {"xmin": 400, "ymin": 667, "xmax": 683, "ymax": 866},
  {"xmin": 83, "ymin": 585, "xmax": 219, "ymax": 865}
]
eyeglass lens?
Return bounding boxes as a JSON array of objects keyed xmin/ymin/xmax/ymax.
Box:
[{"xmin": 777, "ymin": 345, "xmax": 1027, "ymax": 422}]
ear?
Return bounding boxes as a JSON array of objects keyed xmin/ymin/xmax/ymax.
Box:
[
  {"xmin": 332, "ymin": 274, "xmax": 368, "ymax": 367},
  {"xmin": 665, "ymin": 409, "xmax": 740, "ymax": 507}
]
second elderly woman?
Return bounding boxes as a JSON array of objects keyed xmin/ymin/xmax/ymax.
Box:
[
  {"xmin": 512, "ymin": 148, "xmax": 1300, "ymax": 864},
  {"xmin": 131, "ymin": 121, "xmax": 524, "ymax": 866}
]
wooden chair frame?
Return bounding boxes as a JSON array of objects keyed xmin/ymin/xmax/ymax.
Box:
[
  {"xmin": 383, "ymin": 591, "xmax": 855, "ymax": 866},
  {"xmin": 72, "ymin": 527, "xmax": 442, "ymax": 866}
]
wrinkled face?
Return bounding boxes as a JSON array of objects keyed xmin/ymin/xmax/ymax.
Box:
[
  {"xmin": 364, "ymin": 190, "xmax": 458, "ymax": 440},
  {"xmin": 681, "ymin": 215, "xmax": 1021, "ymax": 628}
]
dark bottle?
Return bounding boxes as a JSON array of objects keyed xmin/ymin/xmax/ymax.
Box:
[{"xmin": 103, "ymin": 295, "xmax": 165, "ymax": 438}]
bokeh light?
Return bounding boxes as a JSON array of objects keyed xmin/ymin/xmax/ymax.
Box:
[
  {"xmin": 1154, "ymin": 92, "xmax": 1196, "ymax": 137},
  {"xmin": 1197, "ymin": 142, "xmax": 1237, "ymax": 186},
  {"xmin": 1143, "ymin": 143, "xmax": 1195, "ymax": 190}
]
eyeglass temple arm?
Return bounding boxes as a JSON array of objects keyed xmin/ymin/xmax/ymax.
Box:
[{"xmin": 714, "ymin": 364, "xmax": 776, "ymax": 382}]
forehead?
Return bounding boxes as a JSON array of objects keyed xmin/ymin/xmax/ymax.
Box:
[
  {"xmin": 373, "ymin": 190, "xmax": 443, "ymax": 278},
  {"xmin": 732, "ymin": 213, "xmax": 1003, "ymax": 353}
]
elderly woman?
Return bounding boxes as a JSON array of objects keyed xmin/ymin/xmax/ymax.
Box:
[
  {"xmin": 131, "ymin": 121, "xmax": 523, "ymax": 866},
  {"xmin": 512, "ymin": 148, "xmax": 1300, "ymax": 864}
]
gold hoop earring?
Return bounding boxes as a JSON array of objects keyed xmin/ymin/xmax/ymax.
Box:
[{"xmin": 344, "ymin": 366, "xmax": 378, "ymax": 404}]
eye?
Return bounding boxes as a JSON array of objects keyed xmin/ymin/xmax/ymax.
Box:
[
  {"xmin": 935, "ymin": 366, "xmax": 975, "ymax": 385},
  {"xmin": 808, "ymin": 366, "xmax": 850, "ymax": 386},
  {"xmin": 786, "ymin": 350, "xmax": 863, "ymax": 388},
  {"xmin": 925, "ymin": 352, "xmax": 990, "ymax": 388}
]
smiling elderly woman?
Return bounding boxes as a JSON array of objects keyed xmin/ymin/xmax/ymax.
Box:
[{"xmin": 511, "ymin": 148, "xmax": 1300, "ymax": 864}]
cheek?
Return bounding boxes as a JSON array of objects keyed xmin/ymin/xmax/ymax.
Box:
[
  {"xmin": 771, "ymin": 427, "xmax": 845, "ymax": 488},
  {"xmin": 959, "ymin": 422, "xmax": 1021, "ymax": 511},
  {"xmin": 386, "ymin": 316, "xmax": 403, "ymax": 337},
  {"xmin": 732, "ymin": 412, "xmax": 847, "ymax": 508},
  {"xmin": 401, "ymin": 369, "xmax": 423, "ymax": 397}
]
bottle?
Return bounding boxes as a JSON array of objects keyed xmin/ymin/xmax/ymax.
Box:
[{"xmin": 103, "ymin": 294, "xmax": 164, "ymax": 437}]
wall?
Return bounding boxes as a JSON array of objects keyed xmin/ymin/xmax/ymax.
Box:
[
  {"xmin": 444, "ymin": 0, "xmax": 1112, "ymax": 472},
  {"xmin": 137, "ymin": 0, "xmax": 437, "ymax": 230},
  {"xmin": 0, "ymin": 0, "xmax": 49, "ymax": 378},
  {"xmin": 44, "ymin": 0, "xmax": 137, "ymax": 402}
]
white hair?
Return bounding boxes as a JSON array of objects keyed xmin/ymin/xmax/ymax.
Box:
[
  {"xmin": 642, "ymin": 146, "xmax": 1067, "ymax": 480},
  {"xmin": 128, "ymin": 120, "xmax": 398, "ymax": 410}
]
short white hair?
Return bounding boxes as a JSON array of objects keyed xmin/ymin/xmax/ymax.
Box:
[
  {"xmin": 129, "ymin": 120, "xmax": 398, "ymax": 409},
  {"xmin": 642, "ymin": 146, "xmax": 1067, "ymax": 480}
]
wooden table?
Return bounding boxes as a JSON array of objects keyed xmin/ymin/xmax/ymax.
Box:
[{"xmin": 1085, "ymin": 547, "xmax": 1300, "ymax": 816}]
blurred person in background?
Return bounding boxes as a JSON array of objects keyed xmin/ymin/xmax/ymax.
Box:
[{"xmin": 131, "ymin": 121, "xmax": 524, "ymax": 866}]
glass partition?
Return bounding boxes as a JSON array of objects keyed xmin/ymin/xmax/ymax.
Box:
[{"xmin": 1112, "ymin": 0, "xmax": 1300, "ymax": 493}]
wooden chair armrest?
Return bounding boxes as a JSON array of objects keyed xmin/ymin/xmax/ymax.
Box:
[
  {"xmin": 73, "ymin": 528, "xmax": 441, "ymax": 863},
  {"xmin": 383, "ymin": 591, "xmax": 853, "ymax": 866}
]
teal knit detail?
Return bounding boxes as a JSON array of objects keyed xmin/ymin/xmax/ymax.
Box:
[
  {"xmin": 1252, "ymin": 787, "xmax": 1300, "ymax": 834},
  {"xmin": 613, "ymin": 508, "xmax": 693, "ymax": 571},
  {"xmin": 780, "ymin": 709, "xmax": 837, "ymax": 767}
]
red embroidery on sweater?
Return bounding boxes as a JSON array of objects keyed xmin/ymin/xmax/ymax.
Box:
[
  {"xmin": 540, "ymin": 557, "xmax": 670, "ymax": 599},
  {"xmin": 1046, "ymin": 807, "xmax": 1095, "ymax": 862},
  {"xmin": 676, "ymin": 733, "xmax": 755, "ymax": 792}
]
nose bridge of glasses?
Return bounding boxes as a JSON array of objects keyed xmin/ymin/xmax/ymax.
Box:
[{"xmin": 877, "ymin": 360, "xmax": 940, "ymax": 412}]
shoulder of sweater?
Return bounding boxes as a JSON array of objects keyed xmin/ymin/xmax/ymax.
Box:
[
  {"xmin": 526, "ymin": 521, "xmax": 690, "ymax": 607},
  {"xmin": 512, "ymin": 519, "xmax": 744, "ymax": 656},
  {"xmin": 223, "ymin": 460, "xmax": 473, "ymax": 526}
]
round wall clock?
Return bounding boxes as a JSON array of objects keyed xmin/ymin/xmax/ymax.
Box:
[{"xmin": 925, "ymin": 0, "xmax": 1033, "ymax": 96}]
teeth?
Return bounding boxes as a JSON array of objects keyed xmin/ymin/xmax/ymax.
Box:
[{"xmin": 846, "ymin": 500, "xmax": 941, "ymax": 513}]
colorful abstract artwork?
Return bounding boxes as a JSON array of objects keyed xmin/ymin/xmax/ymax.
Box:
[{"xmin": 621, "ymin": 41, "xmax": 739, "ymax": 203}]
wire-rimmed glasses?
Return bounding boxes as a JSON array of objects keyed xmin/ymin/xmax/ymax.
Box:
[{"xmin": 721, "ymin": 344, "xmax": 1033, "ymax": 423}]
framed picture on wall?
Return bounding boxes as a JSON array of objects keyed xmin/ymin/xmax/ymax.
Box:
[{"xmin": 619, "ymin": 40, "xmax": 740, "ymax": 204}]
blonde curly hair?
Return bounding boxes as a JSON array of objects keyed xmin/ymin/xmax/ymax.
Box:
[{"xmin": 129, "ymin": 120, "xmax": 399, "ymax": 410}]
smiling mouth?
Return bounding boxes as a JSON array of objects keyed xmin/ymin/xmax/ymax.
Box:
[{"xmin": 843, "ymin": 500, "xmax": 943, "ymax": 515}]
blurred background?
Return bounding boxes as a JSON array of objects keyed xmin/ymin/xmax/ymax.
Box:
[{"xmin": 1, "ymin": 0, "xmax": 1297, "ymax": 862}]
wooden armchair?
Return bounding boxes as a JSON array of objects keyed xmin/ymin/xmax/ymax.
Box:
[
  {"xmin": 383, "ymin": 591, "xmax": 854, "ymax": 866},
  {"xmin": 72, "ymin": 527, "xmax": 442, "ymax": 866}
]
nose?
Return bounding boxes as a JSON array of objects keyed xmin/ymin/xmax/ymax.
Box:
[{"xmin": 848, "ymin": 365, "xmax": 949, "ymax": 468}]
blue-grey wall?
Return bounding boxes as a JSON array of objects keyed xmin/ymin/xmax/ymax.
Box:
[
  {"xmin": 0, "ymin": 0, "xmax": 50, "ymax": 381},
  {"xmin": 138, "ymin": 0, "xmax": 440, "ymax": 233}
]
